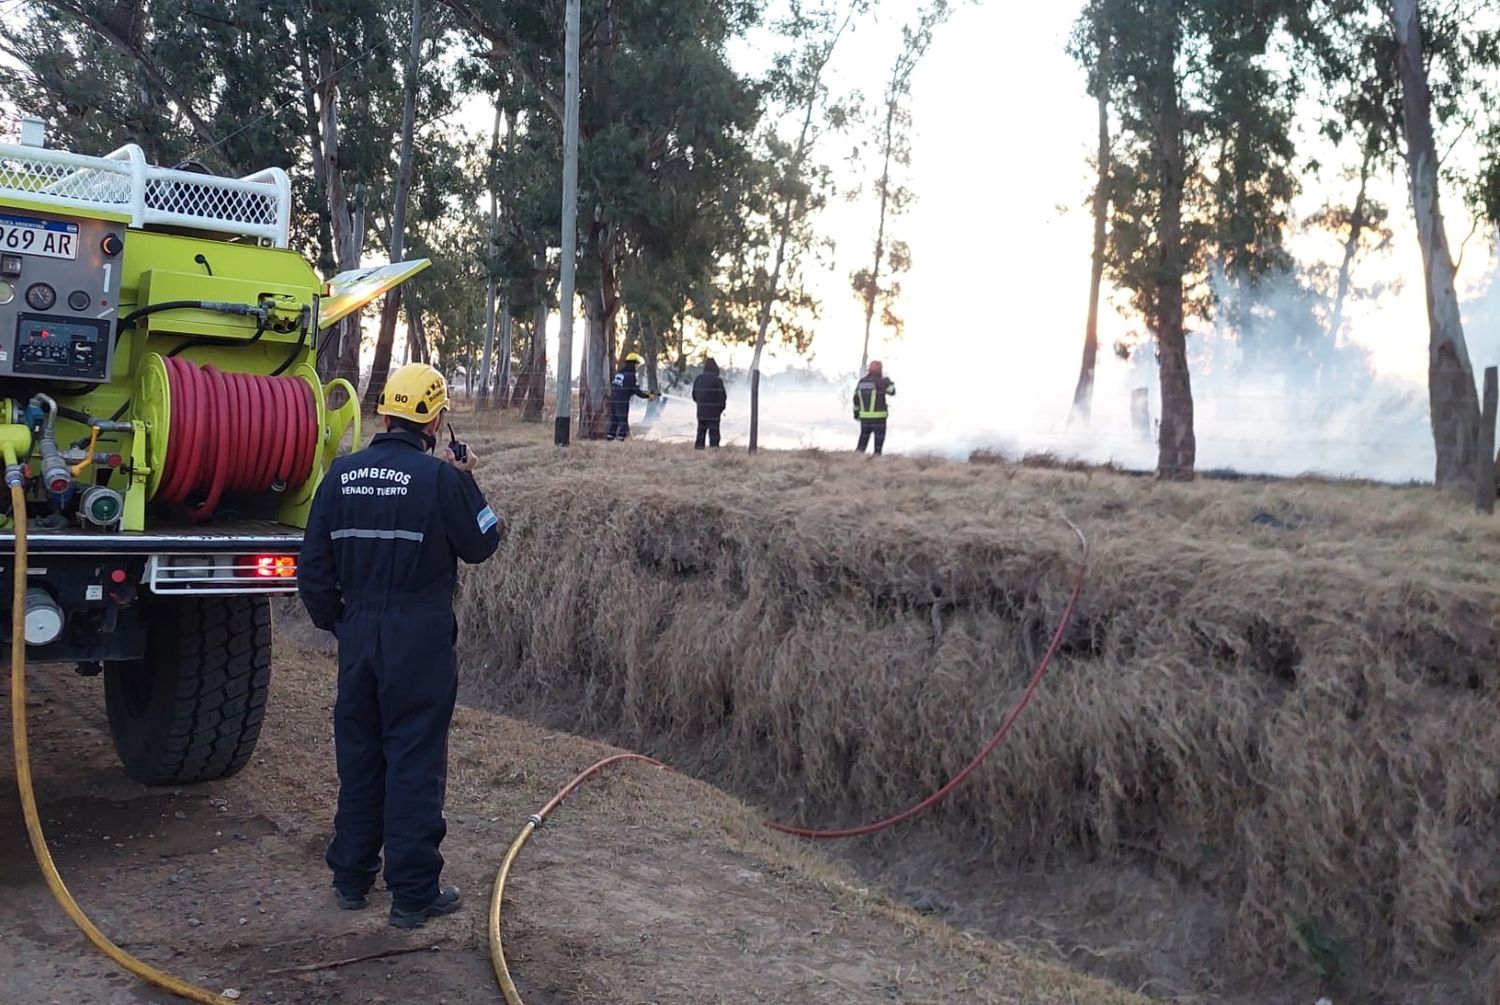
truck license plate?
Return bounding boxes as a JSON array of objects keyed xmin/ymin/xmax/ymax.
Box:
[{"xmin": 0, "ymin": 213, "xmax": 79, "ymax": 260}]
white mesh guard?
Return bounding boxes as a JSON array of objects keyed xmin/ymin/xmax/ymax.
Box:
[{"xmin": 0, "ymin": 142, "xmax": 291, "ymax": 248}]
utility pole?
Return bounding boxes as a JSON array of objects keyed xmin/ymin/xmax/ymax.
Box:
[
  {"xmin": 478, "ymin": 102, "xmax": 501, "ymax": 409},
  {"xmin": 553, "ymin": 0, "xmax": 581, "ymax": 446}
]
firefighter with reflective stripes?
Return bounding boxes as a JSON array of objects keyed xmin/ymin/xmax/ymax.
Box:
[
  {"xmin": 298, "ymin": 362, "xmax": 502, "ymax": 929},
  {"xmin": 853, "ymin": 360, "xmax": 896, "ymax": 455}
]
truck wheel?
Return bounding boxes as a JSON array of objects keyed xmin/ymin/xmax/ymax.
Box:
[{"xmin": 104, "ymin": 596, "xmax": 273, "ymax": 786}]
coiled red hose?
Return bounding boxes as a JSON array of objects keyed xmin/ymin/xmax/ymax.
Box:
[{"xmin": 156, "ymin": 356, "xmax": 318, "ymax": 521}]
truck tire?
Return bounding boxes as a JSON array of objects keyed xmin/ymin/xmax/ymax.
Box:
[{"xmin": 104, "ymin": 595, "xmax": 273, "ymax": 786}]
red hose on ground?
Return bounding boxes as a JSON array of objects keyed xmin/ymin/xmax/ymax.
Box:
[
  {"xmin": 528, "ymin": 519, "xmax": 1090, "ymax": 842},
  {"xmin": 156, "ymin": 357, "xmax": 319, "ymax": 520},
  {"xmin": 766, "ymin": 518, "xmax": 1090, "ymax": 839},
  {"xmin": 534, "ymin": 753, "xmax": 672, "ymax": 824}
]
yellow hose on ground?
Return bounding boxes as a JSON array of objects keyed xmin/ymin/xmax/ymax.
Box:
[
  {"xmin": 489, "ymin": 820, "xmax": 537, "ymax": 1005},
  {"xmin": 7, "ymin": 461, "xmax": 237, "ymax": 1005},
  {"xmin": 489, "ymin": 754, "xmax": 669, "ymax": 1005}
]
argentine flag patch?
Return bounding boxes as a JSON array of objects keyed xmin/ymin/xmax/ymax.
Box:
[{"xmin": 477, "ymin": 505, "xmax": 499, "ymax": 534}]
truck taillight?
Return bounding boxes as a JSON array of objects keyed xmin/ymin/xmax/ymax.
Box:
[{"xmin": 253, "ymin": 555, "xmax": 296, "ymax": 579}]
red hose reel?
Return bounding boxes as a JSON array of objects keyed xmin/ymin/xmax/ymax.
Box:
[{"xmin": 154, "ymin": 356, "xmax": 319, "ymax": 520}]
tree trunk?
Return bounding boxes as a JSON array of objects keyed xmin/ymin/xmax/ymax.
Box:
[
  {"xmin": 751, "ymin": 60, "xmax": 822, "ymax": 453},
  {"xmin": 749, "ymin": 4, "xmax": 859, "ymax": 452},
  {"xmin": 1071, "ymin": 11, "xmax": 1111, "ymax": 426},
  {"xmin": 406, "ymin": 306, "xmax": 427, "ymax": 368},
  {"xmin": 578, "ymin": 226, "xmax": 618, "ymax": 440},
  {"xmin": 478, "ymin": 100, "xmax": 502, "ymax": 409},
  {"xmin": 524, "ymin": 298, "xmax": 549, "ymax": 421},
  {"xmin": 494, "ymin": 107, "xmax": 518, "ymax": 409},
  {"xmin": 332, "ymin": 186, "xmax": 367, "ymax": 388},
  {"xmin": 363, "ymin": 0, "xmax": 423, "ymax": 410},
  {"xmin": 314, "ymin": 44, "xmax": 363, "ymax": 385},
  {"xmin": 496, "ymin": 303, "xmax": 513, "ymax": 407},
  {"xmin": 478, "ymin": 281, "xmax": 498, "ymax": 406},
  {"xmin": 516, "ymin": 255, "xmax": 550, "ymax": 421},
  {"xmin": 1152, "ymin": 0, "xmax": 1195, "ymax": 480},
  {"xmin": 642, "ymin": 319, "xmax": 662, "ymax": 421},
  {"xmin": 318, "ymin": 47, "xmax": 350, "ymax": 266},
  {"xmin": 579, "ymin": 288, "xmax": 611, "ymax": 440},
  {"xmin": 1391, "ymin": 0, "xmax": 1481, "ymax": 487},
  {"xmin": 297, "ymin": 34, "xmax": 335, "ymax": 276},
  {"xmin": 859, "ymin": 96, "xmax": 898, "ymax": 375},
  {"xmin": 1329, "ymin": 136, "xmax": 1376, "ymax": 346}
]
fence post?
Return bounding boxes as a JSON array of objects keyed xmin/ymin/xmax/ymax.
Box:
[{"xmin": 1477, "ymin": 366, "xmax": 1497, "ymax": 514}]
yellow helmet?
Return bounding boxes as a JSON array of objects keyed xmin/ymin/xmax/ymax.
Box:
[
  {"xmin": 624, "ymin": 352, "xmax": 644, "ymax": 365},
  {"xmin": 377, "ymin": 363, "xmax": 449, "ymax": 423}
]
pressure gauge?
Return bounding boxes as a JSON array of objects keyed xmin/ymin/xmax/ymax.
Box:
[
  {"xmin": 0, "ymin": 281, "xmax": 12, "ymax": 305},
  {"xmin": 25, "ymin": 282, "xmax": 55, "ymax": 311}
]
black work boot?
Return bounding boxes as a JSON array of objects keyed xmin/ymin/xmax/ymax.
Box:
[
  {"xmin": 335, "ymin": 888, "xmax": 370, "ymax": 911},
  {"xmin": 389, "ymin": 885, "xmax": 462, "ymax": 930}
]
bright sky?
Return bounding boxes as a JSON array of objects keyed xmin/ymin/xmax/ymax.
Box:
[
  {"xmin": 773, "ymin": 1, "xmax": 1494, "ymax": 381},
  {"xmin": 669, "ymin": 0, "xmax": 1500, "ymax": 478}
]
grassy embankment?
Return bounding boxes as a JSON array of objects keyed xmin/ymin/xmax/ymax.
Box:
[{"xmin": 451, "ymin": 409, "xmax": 1500, "ymax": 990}]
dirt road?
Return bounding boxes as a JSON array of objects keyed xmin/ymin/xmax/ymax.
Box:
[{"xmin": 1, "ymin": 635, "xmax": 1137, "ymax": 1005}]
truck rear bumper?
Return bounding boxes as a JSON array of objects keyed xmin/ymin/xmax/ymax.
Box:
[
  {"xmin": 0, "ymin": 520, "xmax": 303, "ymax": 555},
  {"xmin": 0, "ymin": 520, "xmax": 303, "ymax": 597}
]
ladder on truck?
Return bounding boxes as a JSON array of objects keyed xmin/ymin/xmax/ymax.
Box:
[{"xmin": 0, "ymin": 141, "xmax": 292, "ymax": 249}]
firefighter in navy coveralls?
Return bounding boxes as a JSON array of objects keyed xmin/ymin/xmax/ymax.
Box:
[
  {"xmin": 298, "ymin": 362, "xmax": 502, "ymax": 929},
  {"xmin": 606, "ymin": 352, "xmax": 658, "ymax": 441}
]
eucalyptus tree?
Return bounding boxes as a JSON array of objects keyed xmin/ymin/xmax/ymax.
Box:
[
  {"xmin": 1089, "ymin": 0, "xmax": 1311, "ymax": 479},
  {"xmin": 851, "ymin": 0, "xmax": 949, "ymax": 375}
]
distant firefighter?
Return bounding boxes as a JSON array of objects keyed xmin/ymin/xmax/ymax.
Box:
[
  {"xmin": 692, "ymin": 357, "xmax": 727, "ymax": 449},
  {"xmin": 853, "ymin": 360, "xmax": 896, "ymax": 455},
  {"xmin": 607, "ymin": 352, "xmax": 658, "ymax": 441}
]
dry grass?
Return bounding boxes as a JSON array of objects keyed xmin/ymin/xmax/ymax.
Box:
[{"xmin": 452, "ymin": 412, "xmax": 1500, "ymax": 991}]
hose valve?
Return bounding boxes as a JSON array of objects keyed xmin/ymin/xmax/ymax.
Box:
[
  {"xmin": 39, "ymin": 439, "xmax": 70, "ymax": 494},
  {"xmin": 28, "ymin": 394, "xmax": 69, "ymax": 493}
]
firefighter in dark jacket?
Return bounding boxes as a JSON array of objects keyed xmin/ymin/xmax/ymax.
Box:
[
  {"xmin": 853, "ymin": 360, "xmax": 896, "ymax": 455},
  {"xmin": 607, "ymin": 352, "xmax": 657, "ymax": 441},
  {"xmin": 298, "ymin": 362, "xmax": 503, "ymax": 930},
  {"xmin": 691, "ymin": 357, "xmax": 727, "ymax": 449}
]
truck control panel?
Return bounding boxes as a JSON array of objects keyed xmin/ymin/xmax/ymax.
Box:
[{"xmin": 0, "ymin": 209, "xmax": 125, "ymax": 383}]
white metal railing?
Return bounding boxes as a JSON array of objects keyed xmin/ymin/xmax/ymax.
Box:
[{"xmin": 0, "ymin": 142, "xmax": 291, "ymax": 248}]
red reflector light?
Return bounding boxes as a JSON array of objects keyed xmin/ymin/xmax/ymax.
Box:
[{"xmin": 253, "ymin": 555, "xmax": 297, "ymax": 579}]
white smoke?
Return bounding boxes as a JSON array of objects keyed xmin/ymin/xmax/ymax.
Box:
[
  {"xmin": 638, "ymin": 362, "xmax": 1430, "ymax": 481},
  {"xmin": 636, "ymin": 273, "xmax": 1500, "ymax": 483}
]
